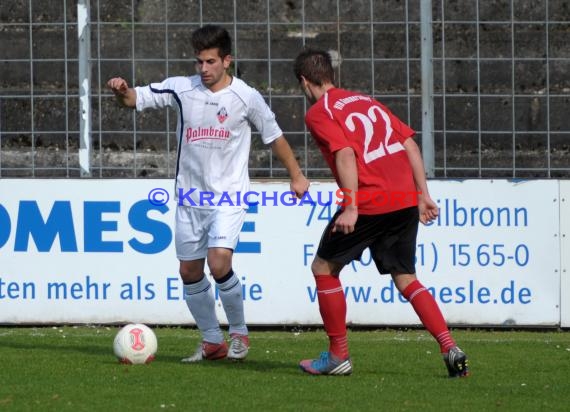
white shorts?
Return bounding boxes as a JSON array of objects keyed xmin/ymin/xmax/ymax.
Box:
[{"xmin": 175, "ymin": 206, "xmax": 246, "ymax": 261}]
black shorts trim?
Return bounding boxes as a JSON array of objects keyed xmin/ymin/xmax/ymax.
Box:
[{"xmin": 316, "ymin": 206, "xmax": 418, "ymax": 275}]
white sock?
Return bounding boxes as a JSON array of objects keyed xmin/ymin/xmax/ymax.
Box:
[
  {"xmin": 183, "ymin": 275, "xmax": 224, "ymax": 344},
  {"xmin": 217, "ymin": 272, "xmax": 248, "ymax": 336}
]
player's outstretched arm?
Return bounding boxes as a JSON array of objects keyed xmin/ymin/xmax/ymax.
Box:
[
  {"xmin": 107, "ymin": 77, "xmax": 137, "ymax": 108},
  {"xmin": 270, "ymin": 136, "xmax": 310, "ymax": 198}
]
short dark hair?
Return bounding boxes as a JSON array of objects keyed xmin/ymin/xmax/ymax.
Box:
[
  {"xmin": 293, "ymin": 49, "xmax": 335, "ymax": 86},
  {"xmin": 191, "ymin": 24, "xmax": 232, "ymax": 57}
]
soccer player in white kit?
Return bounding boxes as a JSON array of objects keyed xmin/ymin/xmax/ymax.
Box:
[{"xmin": 107, "ymin": 25, "xmax": 309, "ymax": 362}]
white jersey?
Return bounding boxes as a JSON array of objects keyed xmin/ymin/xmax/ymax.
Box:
[{"xmin": 135, "ymin": 75, "xmax": 282, "ymax": 207}]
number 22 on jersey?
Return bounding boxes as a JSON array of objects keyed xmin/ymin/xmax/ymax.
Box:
[{"xmin": 344, "ymin": 105, "xmax": 404, "ymax": 164}]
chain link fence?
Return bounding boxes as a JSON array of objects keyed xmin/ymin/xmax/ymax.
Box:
[{"xmin": 1, "ymin": 0, "xmax": 569, "ymax": 178}]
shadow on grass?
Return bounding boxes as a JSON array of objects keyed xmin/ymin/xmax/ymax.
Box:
[
  {"xmin": 0, "ymin": 338, "xmax": 307, "ymax": 374},
  {"xmin": 152, "ymin": 352, "xmax": 302, "ymax": 374}
]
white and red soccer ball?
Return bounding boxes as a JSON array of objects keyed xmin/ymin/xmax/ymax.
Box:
[{"xmin": 113, "ymin": 323, "xmax": 157, "ymax": 364}]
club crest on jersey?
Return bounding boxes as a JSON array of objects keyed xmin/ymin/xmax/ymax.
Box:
[{"xmin": 217, "ymin": 107, "xmax": 228, "ymax": 123}]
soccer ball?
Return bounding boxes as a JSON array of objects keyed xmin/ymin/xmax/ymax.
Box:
[{"xmin": 113, "ymin": 323, "xmax": 157, "ymax": 364}]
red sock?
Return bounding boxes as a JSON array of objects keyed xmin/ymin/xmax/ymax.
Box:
[
  {"xmin": 314, "ymin": 274, "xmax": 349, "ymax": 359},
  {"xmin": 402, "ymin": 280, "xmax": 456, "ymax": 353}
]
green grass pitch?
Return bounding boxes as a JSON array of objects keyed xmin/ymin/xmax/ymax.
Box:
[{"xmin": 0, "ymin": 326, "xmax": 569, "ymax": 411}]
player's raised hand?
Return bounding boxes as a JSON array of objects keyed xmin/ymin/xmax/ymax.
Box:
[
  {"xmin": 107, "ymin": 77, "xmax": 137, "ymax": 108},
  {"xmin": 107, "ymin": 77, "xmax": 129, "ymax": 95}
]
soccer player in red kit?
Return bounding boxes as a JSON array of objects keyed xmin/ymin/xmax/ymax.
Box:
[{"xmin": 293, "ymin": 49, "xmax": 469, "ymax": 377}]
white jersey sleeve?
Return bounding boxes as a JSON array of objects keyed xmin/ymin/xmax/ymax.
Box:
[
  {"xmin": 231, "ymin": 80, "xmax": 283, "ymax": 145},
  {"xmin": 135, "ymin": 77, "xmax": 187, "ymax": 111},
  {"xmin": 248, "ymin": 89, "xmax": 283, "ymax": 144}
]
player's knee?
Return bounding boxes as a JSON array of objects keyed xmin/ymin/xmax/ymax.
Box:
[
  {"xmin": 311, "ymin": 256, "xmax": 342, "ymax": 276},
  {"xmin": 207, "ymin": 249, "xmax": 233, "ymax": 277},
  {"xmin": 310, "ymin": 259, "xmax": 322, "ymax": 275},
  {"xmin": 179, "ymin": 262, "xmax": 204, "ymax": 283},
  {"xmin": 391, "ymin": 273, "xmax": 417, "ymax": 292},
  {"xmin": 208, "ymin": 264, "xmax": 230, "ymax": 278},
  {"xmin": 207, "ymin": 258, "xmax": 232, "ymax": 278}
]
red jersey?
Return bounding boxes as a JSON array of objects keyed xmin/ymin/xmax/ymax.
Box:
[{"xmin": 305, "ymin": 87, "xmax": 418, "ymax": 214}]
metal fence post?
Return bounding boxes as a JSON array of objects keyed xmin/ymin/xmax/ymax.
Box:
[
  {"xmin": 420, "ymin": 0, "xmax": 435, "ymax": 177},
  {"xmin": 78, "ymin": 0, "xmax": 91, "ymax": 177}
]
